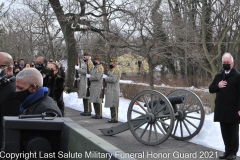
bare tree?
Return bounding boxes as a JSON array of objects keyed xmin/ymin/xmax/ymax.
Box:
[{"xmin": 48, "ymin": 0, "xmax": 137, "ymax": 91}]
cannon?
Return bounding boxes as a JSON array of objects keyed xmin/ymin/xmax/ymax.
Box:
[{"xmin": 100, "ymin": 89, "xmax": 205, "ymax": 146}]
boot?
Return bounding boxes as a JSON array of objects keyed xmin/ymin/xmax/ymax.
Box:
[
  {"xmin": 61, "ymin": 109, "xmax": 64, "ymax": 117},
  {"xmin": 92, "ymin": 103, "xmax": 102, "ymax": 119},
  {"xmin": 81, "ymin": 99, "xmax": 91, "ymax": 116},
  {"xmin": 108, "ymin": 107, "xmax": 118, "ymax": 123}
]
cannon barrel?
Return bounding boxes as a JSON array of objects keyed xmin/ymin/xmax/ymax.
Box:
[
  {"xmin": 168, "ymin": 96, "xmax": 185, "ymax": 106},
  {"xmin": 145, "ymin": 96, "xmax": 185, "ymax": 107}
]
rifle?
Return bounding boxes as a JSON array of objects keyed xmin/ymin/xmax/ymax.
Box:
[
  {"xmin": 74, "ymin": 57, "xmax": 79, "ymax": 88},
  {"xmin": 86, "ymin": 61, "xmax": 91, "ymax": 97},
  {"xmin": 100, "ymin": 63, "xmax": 108, "ymax": 99}
]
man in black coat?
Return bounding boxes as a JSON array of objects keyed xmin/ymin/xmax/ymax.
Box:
[
  {"xmin": 0, "ymin": 52, "xmax": 17, "ymax": 149},
  {"xmin": 209, "ymin": 53, "xmax": 240, "ymax": 160},
  {"xmin": 35, "ymin": 56, "xmax": 48, "ymax": 87}
]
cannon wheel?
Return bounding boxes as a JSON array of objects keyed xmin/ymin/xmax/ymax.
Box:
[
  {"xmin": 127, "ymin": 90, "xmax": 175, "ymax": 145},
  {"xmin": 166, "ymin": 89, "xmax": 205, "ymax": 140}
]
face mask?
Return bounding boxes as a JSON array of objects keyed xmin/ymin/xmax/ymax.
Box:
[
  {"xmin": 35, "ymin": 63, "xmax": 43, "ymax": 70},
  {"xmin": 20, "ymin": 63, "xmax": 24, "ymax": 67},
  {"xmin": 15, "ymin": 89, "xmax": 32, "ymax": 103},
  {"xmin": 42, "ymin": 65, "xmax": 48, "ymax": 74},
  {"xmin": 109, "ymin": 65, "xmax": 114, "ymax": 69},
  {"xmin": 0, "ymin": 67, "xmax": 7, "ymax": 80},
  {"xmin": 93, "ymin": 61, "xmax": 98, "ymax": 66},
  {"xmin": 223, "ymin": 64, "xmax": 231, "ymax": 70},
  {"xmin": 83, "ymin": 59, "xmax": 87, "ymax": 62},
  {"xmin": 14, "ymin": 72, "xmax": 19, "ymax": 76},
  {"xmin": 47, "ymin": 70, "xmax": 54, "ymax": 77}
]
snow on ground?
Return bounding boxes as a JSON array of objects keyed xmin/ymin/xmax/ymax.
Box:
[{"xmin": 63, "ymin": 80, "xmax": 239, "ymax": 156}]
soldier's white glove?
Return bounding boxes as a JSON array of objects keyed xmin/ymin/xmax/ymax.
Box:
[
  {"xmin": 75, "ymin": 65, "xmax": 79, "ymax": 70},
  {"xmin": 102, "ymin": 74, "xmax": 108, "ymax": 79},
  {"xmin": 86, "ymin": 74, "xmax": 91, "ymax": 78},
  {"xmin": 75, "ymin": 77, "xmax": 80, "ymax": 81}
]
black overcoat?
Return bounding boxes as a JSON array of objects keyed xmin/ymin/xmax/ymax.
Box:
[
  {"xmin": 209, "ymin": 68, "xmax": 240, "ymax": 123},
  {"xmin": 45, "ymin": 75, "xmax": 65, "ymax": 111},
  {"xmin": 0, "ymin": 76, "xmax": 17, "ymax": 148}
]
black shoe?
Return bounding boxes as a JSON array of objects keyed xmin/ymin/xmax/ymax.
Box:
[
  {"xmin": 108, "ymin": 119, "xmax": 118, "ymax": 123},
  {"xmin": 81, "ymin": 112, "xmax": 91, "ymax": 116},
  {"xmin": 227, "ymin": 154, "xmax": 236, "ymax": 160},
  {"xmin": 80, "ymin": 112, "xmax": 86, "ymax": 116},
  {"xmin": 218, "ymin": 153, "xmax": 229, "ymax": 159},
  {"xmin": 219, "ymin": 153, "xmax": 229, "ymax": 159},
  {"xmin": 92, "ymin": 115, "xmax": 102, "ymax": 119}
]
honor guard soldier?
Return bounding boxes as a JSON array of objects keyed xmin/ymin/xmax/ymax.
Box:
[
  {"xmin": 103, "ymin": 58, "xmax": 121, "ymax": 123},
  {"xmin": 75, "ymin": 52, "xmax": 93, "ymax": 116},
  {"xmin": 88, "ymin": 56, "xmax": 104, "ymax": 119}
]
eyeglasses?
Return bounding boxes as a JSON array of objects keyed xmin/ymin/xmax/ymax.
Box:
[
  {"xmin": 48, "ymin": 69, "xmax": 56, "ymax": 71},
  {"xmin": 0, "ymin": 64, "xmax": 8, "ymax": 68}
]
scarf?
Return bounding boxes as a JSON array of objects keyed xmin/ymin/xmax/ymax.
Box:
[{"xmin": 20, "ymin": 87, "xmax": 49, "ymax": 114}]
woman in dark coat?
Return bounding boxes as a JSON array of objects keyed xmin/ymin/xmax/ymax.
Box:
[{"xmin": 45, "ymin": 62, "xmax": 65, "ymax": 116}]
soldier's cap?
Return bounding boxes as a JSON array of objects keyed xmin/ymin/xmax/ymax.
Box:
[
  {"xmin": 93, "ymin": 56, "xmax": 102, "ymax": 61},
  {"xmin": 84, "ymin": 52, "xmax": 92, "ymax": 56},
  {"xmin": 110, "ymin": 58, "xmax": 118, "ymax": 62}
]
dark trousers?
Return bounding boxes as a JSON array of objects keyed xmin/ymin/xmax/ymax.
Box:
[
  {"xmin": 93, "ymin": 103, "xmax": 102, "ymax": 116},
  {"xmin": 110, "ymin": 107, "xmax": 118, "ymax": 121},
  {"xmin": 83, "ymin": 98, "xmax": 91, "ymax": 113},
  {"xmin": 220, "ymin": 122, "xmax": 239, "ymax": 155}
]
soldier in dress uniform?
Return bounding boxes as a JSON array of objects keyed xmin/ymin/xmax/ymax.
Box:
[
  {"xmin": 88, "ymin": 56, "xmax": 104, "ymax": 119},
  {"xmin": 75, "ymin": 52, "xmax": 93, "ymax": 116},
  {"xmin": 103, "ymin": 58, "xmax": 121, "ymax": 123}
]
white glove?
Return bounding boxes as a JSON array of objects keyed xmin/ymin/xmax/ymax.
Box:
[
  {"xmin": 75, "ymin": 77, "xmax": 80, "ymax": 81},
  {"xmin": 75, "ymin": 65, "xmax": 79, "ymax": 70},
  {"xmin": 86, "ymin": 74, "xmax": 91, "ymax": 78},
  {"xmin": 102, "ymin": 74, "xmax": 108, "ymax": 79}
]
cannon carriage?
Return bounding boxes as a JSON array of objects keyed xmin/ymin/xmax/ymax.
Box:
[{"xmin": 100, "ymin": 89, "xmax": 205, "ymax": 146}]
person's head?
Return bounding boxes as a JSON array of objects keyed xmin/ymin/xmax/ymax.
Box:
[
  {"xmin": 30, "ymin": 61, "xmax": 35, "ymax": 68},
  {"xmin": 16, "ymin": 68, "xmax": 43, "ymax": 93},
  {"xmin": 35, "ymin": 56, "xmax": 47, "ymax": 70},
  {"xmin": 0, "ymin": 52, "xmax": 14, "ymax": 80},
  {"xmin": 83, "ymin": 52, "xmax": 92, "ymax": 62},
  {"xmin": 14, "ymin": 61, "xmax": 19, "ymax": 68},
  {"xmin": 109, "ymin": 57, "xmax": 118, "ymax": 69},
  {"xmin": 19, "ymin": 59, "xmax": 25, "ymax": 68},
  {"xmin": 47, "ymin": 62, "xmax": 60, "ymax": 78},
  {"xmin": 24, "ymin": 63, "xmax": 30, "ymax": 68},
  {"xmin": 93, "ymin": 56, "xmax": 102, "ymax": 66},
  {"xmin": 222, "ymin": 53, "xmax": 234, "ymax": 71},
  {"xmin": 48, "ymin": 59, "xmax": 53, "ymax": 63},
  {"xmin": 14, "ymin": 67, "xmax": 21, "ymax": 76}
]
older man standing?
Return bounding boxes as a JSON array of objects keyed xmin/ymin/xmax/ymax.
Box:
[
  {"xmin": 15, "ymin": 68, "xmax": 62, "ymax": 117},
  {"xmin": 35, "ymin": 56, "xmax": 48, "ymax": 87},
  {"xmin": 103, "ymin": 58, "xmax": 121, "ymax": 123},
  {"xmin": 76, "ymin": 52, "xmax": 93, "ymax": 116},
  {"xmin": 209, "ymin": 53, "xmax": 240, "ymax": 160}
]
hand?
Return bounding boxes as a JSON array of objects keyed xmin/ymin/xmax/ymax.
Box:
[
  {"xmin": 218, "ymin": 80, "xmax": 227, "ymax": 88},
  {"xmin": 86, "ymin": 74, "xmax": 91, "ymax": 78},
  {"xmin": 102, "ymin": 74, "xmax": 108, "ymax": 79},
  {"xmin": 75, "ymin": 65, "xmax": 79, "ymax": 70},
  {"xmin": 238, "ymin": 111, "xmax": 240, "ymax": 116},
  {"xmin": 75, "ymin": 77, "xmax": 80, "ymax": 81}
]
